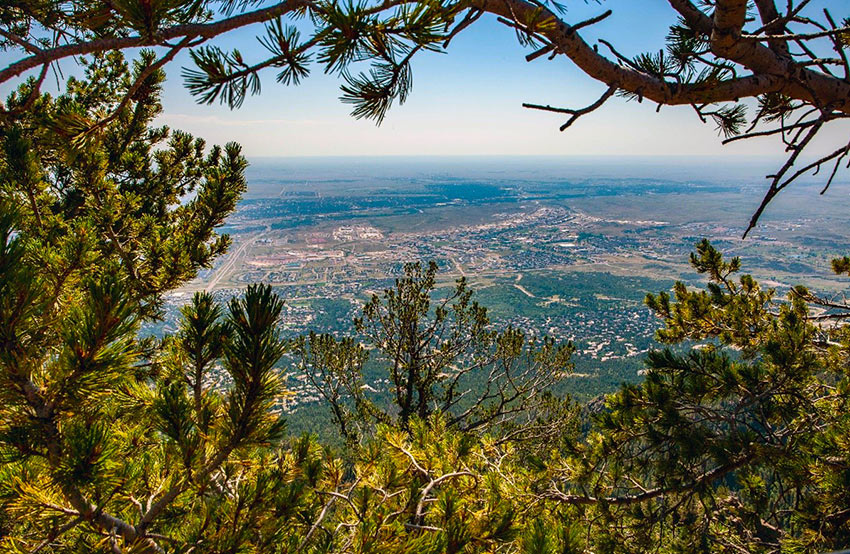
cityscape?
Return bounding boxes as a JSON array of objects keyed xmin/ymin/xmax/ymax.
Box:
[{"xmin": 147, "ymin": 162, "xmax": 850, "ymax": 408}]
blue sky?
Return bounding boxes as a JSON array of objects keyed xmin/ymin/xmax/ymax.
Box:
[
  {"xmin": 151, "ymin": 0, "xmax": 848, "ymax": 158},
  {"xmin": 159, "ymin": 1, "xmax": 735, "ymax": 157},
  {"xmin": 3, "ymin": 1, "xmax": 848, "ymax": 158}
]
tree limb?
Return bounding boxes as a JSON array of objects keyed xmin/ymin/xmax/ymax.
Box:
[
  {"xmin": 523, "ymin": 84, "xmax": 618, "ymax": 131},
  {"xmin": 0, "ymin": 0, "xmax": 312, "ymax": 85}
]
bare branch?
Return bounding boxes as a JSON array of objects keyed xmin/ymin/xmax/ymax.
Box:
[
  {"xmin": 721, "ymin": 117, "xmax": 823, "ymax": 144},
  {"xmin": 823, "ymin": 9, "xmax": 850, "ymax": 80},
  {"xmin": 744, "ymin": 116, "xmax": 825, "ymax": 237},
  {"xmin": 523, "ymin": 84, "xmax": 618, "ymax": 130},
  {"xmin": 743, "ymin": 26, "xmax": 850, "ymax": 43},
  {"xmin": 415, "ymin": 471, "xmax": 475, "ymax": 522}
]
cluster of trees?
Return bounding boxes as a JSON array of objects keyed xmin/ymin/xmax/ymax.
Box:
[{"xmin": 1, "ymin": 1, "xmax": 850, "ymax": 552}]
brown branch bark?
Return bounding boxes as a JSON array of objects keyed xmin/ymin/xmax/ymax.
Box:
[
  {"xmin": 472, "ymin": 0, "xmax": 850, "ymax": 114},
  {"xmin": 711, "ymin": 0, "xmax": 750, "ymax": 54},
  {"xmin": 524, "ymin": 84, "xmax": 618, "ymax": 130},
  {"xmin": 753, "ymin": 0, "xmax": 791, "ymax": 56},
  {"xmin": 5, "ymin": 0, "xmax": 850, "ymax": 116},
  {"xmin": 0, "ymin": 0, "xmax": 311, "ymax": 85}
]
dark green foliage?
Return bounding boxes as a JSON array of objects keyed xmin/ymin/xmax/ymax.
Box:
[
  {"xmin": 2, "ymin": 51, "xmax": 246, "ymax": 314},
  {"xmin": 299, "ymin": 261, "xmax": 575, "ymax": 441},
  {"xmin": 223, "ymin": 284, "xmax": 288, "ymax": 446},
  {"xmin": 259, "ymin": 21, "xmax": 312, "ymax": 85},
  {"xmin": 0, "ymin": 53, "xmax": 298, "ymax": 553},
  {"xmin": 0, "ymin": 52, "xmax": 584, "ymax": 550},
  {"xmin": 184, "ymin": 46, "xmax": 262, "ymax": 108},
  {"xmin": 548, "ymin": 240, "xmax": 850, "ymax": 553}
]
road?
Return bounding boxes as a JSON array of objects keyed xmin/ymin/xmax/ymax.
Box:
[
  {"xmin": 513, "ymin": 273, "xmax": 536, "ymax": 298},
  {"xmin": 205, "ymin": 228, "xmax": 268, "ymax": 291}
]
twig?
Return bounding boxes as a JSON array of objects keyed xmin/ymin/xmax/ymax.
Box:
[
  {"xmin": 743, "ymin": 26, "xmax": 850, "ymax": 42},
  {"xmin": 415, "ymin": 471, "xmax": 474, "ymax": 521},
  {"xmin": 823, "ymin": 9, "xmax": 850, "ymax": 81},
  {"xmin": 296, "ymin": 494, "xmax": 338, "ymax": 552},
  {"xmin": 83, "ymin": 36, "xmax": 195, "ymax": 135},
  {"xmin": 743, "ymin": 117, "xmax": 825, "ymax": 237},
  {"xmin": 30, "ymin": 516, "xmax": 83, "ymax": 553},
  {"xmin": 523, "ymin": 84, "xmax": 618, "ymax": 131}
]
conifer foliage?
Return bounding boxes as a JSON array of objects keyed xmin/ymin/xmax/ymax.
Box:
[
  {"xmin": 540, "ymin": 241, "xmax": 850, "ymax": 553},
  {"xmin": 2, "ymin": 1, "xmax": 850, "ymax": 553},
  {"xmin": 298, "ymin": 261, "xmax": 574, "ymax": 442},
  {"xmin": 0, "ymin": 53, "xmax": 296, "ymax": 552}
]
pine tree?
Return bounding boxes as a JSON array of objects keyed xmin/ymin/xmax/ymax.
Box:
[
  {"xmin": 0, "ymin": 50, "xmax": 569, "ymax": 554},
  {"xmin": 297, "ymin": 261, "xmax": 575, "ymax": 442},
  {"xmin": 528, "ymin": 240, "xmax": 850, "ymax": 553},
  {"xmin": 0, "ymin": 53, "xmax": 320, "ymax": 553}
]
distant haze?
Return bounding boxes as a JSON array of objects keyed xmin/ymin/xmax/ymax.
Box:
[
  {"xmin": 239, "ymin": 156, "xmax": 849, "ymax": 228},
  {"xmin": 242, "ymin": 155, "xmax": 805, "ymax": 195}
]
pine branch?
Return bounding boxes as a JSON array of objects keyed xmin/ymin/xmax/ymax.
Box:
[
  {"xmin": 0, "ymin": 0, "xmax": 313, "ymax": 85},
  {"xmin": 523, "ymin": 84, "xmax": 617, "ymax": 131},
  {"xmin": 546, "ymin": 455, "xmax": 755, "ymax": 506}
]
